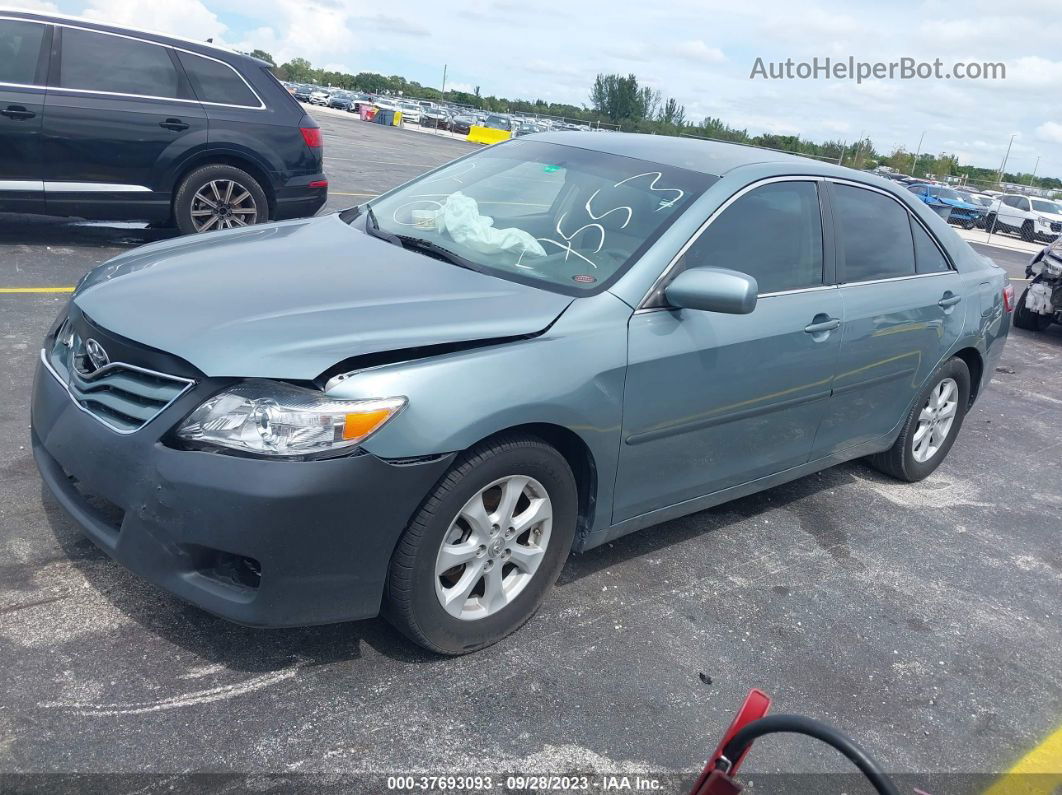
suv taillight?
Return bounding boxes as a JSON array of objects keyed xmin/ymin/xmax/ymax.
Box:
[
  {"xmin": 300, "ymin": 127, "xmax": 323, "ymax": 148},
  {"xmin": 1003, "ymin": 283, "xmax": 1015, "ymax": 313}
]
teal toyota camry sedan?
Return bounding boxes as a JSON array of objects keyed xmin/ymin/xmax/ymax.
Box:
[{"xmin": 32, "ymin": 133, "xmax": 1012, "ymax": 654}]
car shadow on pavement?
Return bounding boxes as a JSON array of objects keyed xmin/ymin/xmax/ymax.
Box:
[
  {"xmin": 39, "ymin": 488, "xmax": 437, "ymax": 670},
  {"xmin": 0, "ymin": 214, "xmax": 178, "ymax": 249},
  {"xmin": 558, "ymin": 461, "xmax": 864, "ymax": 586}
]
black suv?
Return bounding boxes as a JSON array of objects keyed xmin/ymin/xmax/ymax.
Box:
[{"xmin": 0, "ymin": 11, "xmax": 327, "ymax": 234}]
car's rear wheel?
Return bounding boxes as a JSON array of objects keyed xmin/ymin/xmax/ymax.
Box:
[
  {"xmin": 384, "ymin": 434, "xmax": 577, "ymax": 655},
  {"xmin": 1013, "ymin": 286, "xmax": 1053, "ymax": 331},
  {"xmin": 174, "ymin": 164, "xmax": 268, "ymax": 235},
  {"xmin": 867, "ymin": 357, "xmax": 971, "ymax": 482},
  {"xmin": 1021, "ymin": 220, "xmax": 1035, "ymax": 242},
  {"xmin": 985, "ymin": 212, "xmax": 997, "ymax": 232}
]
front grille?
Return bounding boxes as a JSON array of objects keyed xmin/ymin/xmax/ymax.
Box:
[
  {"xmin": 1051, "ymin": 222, "xmax": 1061, "ymax": 233},
  {"xmin": 46, "ymin": 320, "xmax": 194, "ymax": 433}
]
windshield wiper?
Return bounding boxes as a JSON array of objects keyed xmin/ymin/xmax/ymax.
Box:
[
  {"xmin": 393, "ymin": 234, "xmax": 481, "ymax": 272},
  {"xmin": 359, "ymin": 204, "xmax": 478, "ymax": 271}
]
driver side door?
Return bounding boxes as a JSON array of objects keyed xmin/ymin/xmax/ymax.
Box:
[{"xmin": 613, "ymin": 178, "xmax": 843, "ymax": 522}]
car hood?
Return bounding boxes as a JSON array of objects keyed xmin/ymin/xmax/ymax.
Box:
[{"xmin": 73, "ymin": 214, "xmax": 573, "ymax": 380}]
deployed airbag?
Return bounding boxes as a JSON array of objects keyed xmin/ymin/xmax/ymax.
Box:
[{"xmin": 435, "ymin": 192, "xmax": 547, "ymax": 258}]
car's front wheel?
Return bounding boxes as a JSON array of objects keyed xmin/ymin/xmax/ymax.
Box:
[
  {"xmin": 174, "ymin": 164, "xmax": 268, "ymax": 235},
  {"xmin": 867, "ymin": 357, "xmax": 971, "ymax": 482},
  {"xmin": 1013, "ymin": 286, "xmax": 1053, "ymax": 331},
  {"xmin": 1021, "ymin": 220, "xmax": 1036, "ymax": 242},
  {"xmin": 384, "ymin": 435, "xmax": 577, "ymax": 655}
]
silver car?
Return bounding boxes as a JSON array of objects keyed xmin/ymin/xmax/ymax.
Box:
[{"xmin": 31, "ymin": 134, "xmax": 1012, "ymax": 653}]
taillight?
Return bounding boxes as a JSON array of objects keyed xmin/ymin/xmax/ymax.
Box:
[
  {"xmin": 308, "ymin": 179, "xmax": 328, "ymax": 189},
  {"xmin": 1003, "ymin": 283, "xmax": 1015, "ymax": 312},
  {"xmin": 300, "ymin": 126, "xmax": 323, "ymax": 148}
]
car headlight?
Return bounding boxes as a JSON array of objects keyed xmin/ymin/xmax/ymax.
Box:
[
  {"xmin": 1037, "ymin": 215, "xmax": 1053, "ymax": 226},
  {"xmin": 176, "ymin": 380, "xmax": 406, "ymax": 458}
]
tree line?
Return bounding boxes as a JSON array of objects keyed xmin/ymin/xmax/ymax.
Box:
[{"xmin": 250, "ymin": 50, "xmax": 1058, "ymax": 190}]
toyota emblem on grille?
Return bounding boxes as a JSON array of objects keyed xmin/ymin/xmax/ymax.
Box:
[{"xmin": 83, "ymin": 338, "xmax": 110, "ymax": 372}]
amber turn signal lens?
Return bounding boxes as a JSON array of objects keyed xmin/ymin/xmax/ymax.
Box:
[{"xmin": 342, "ymin": 409, "xmax": 397, "ymax": 441}]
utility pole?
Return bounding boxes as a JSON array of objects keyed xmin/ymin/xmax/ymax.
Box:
[
  {"xmin": 441, "ymin": 64, "xmax": 447, "ymax": 100},
  {"xmin": 910, "ymin": 131, "xmax": 925, "ymax": 177},
  {"xmin": 996, "ymin": 133, "xmax": 1015, "ymax": 187},
  {"xmin": 1027, "ymin": 155, "xmax": 1040, "ymax": 188}
]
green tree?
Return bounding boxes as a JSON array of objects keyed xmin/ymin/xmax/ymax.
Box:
[{"xmin": 249, "ymin": 48, "xmax": 275, "ymax": 65}]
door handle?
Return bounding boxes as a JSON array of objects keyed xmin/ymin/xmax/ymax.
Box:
[
  {"xmin": 804, "ymin": 316, "xmax": 841, "ymax": 334},
  {"xmin": 938, "ymin": 293, "xmax": 962, "ymax": 309},
  {"xmin": 159, "ymin": 118, "xmax": 189, "ymax": 131},
  {"xmin": 0, "ymin": 105, "xmax": 35, "ymax": 120}
]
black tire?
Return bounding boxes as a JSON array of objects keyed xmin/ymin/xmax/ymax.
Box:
[
  {"xmin": 384, "ymin": 434, "xmax": 578, "ymax": 655},
  {"xmin": 962, "ymin": 219, "xmax": 976, "ymax": 230},
  {"xmin": 1021, "ymin": 220, "xmax": 1035, "ymax": 243},
  {"xmin": 173, "ymin": 164, "xmax": 268, "ymax": 236},
  {"xmin": 1013, "ymin": 286, "xmax": 1053, "ymax": 331},
  {"xmin": 867, "ymin": 357, "xmax": 971, "ymax": 482},
  {"xmin": 985, "ymin": 212, "xmax": 997, "ymax": 232}
]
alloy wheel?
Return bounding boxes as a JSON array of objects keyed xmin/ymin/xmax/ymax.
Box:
[
  {"xmin": 912, "ymin": 377, "xmax": 958, "ymax": 463},
  {"xmin": 434, "ymin": 475, "xmax": 553, "ymax": 621},
  {"xmin": 190, "ymin": 179, "xmax": 258, "ymax": 232}
]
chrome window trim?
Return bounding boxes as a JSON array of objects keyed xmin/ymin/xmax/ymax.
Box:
[
  {"xmin": 40, "ymin": 347, "xmax": 195, "ymax": 436},
  {"xmin": 44, "ymin": 182, "xmax": 152, "ymax": 193},
  {"xmin": 836, "ymin": 271, "xmax": 958, "ymax": 288},
  {"xmin": 0, "ymin": 80, "xmax": 45, "ymax": 89},
  {"xmin": 637, "ymin": 175, "xmax": 826, "ymax": 310},
  {"xmin": 826, "ymin": 177, "xmax": 958, "ymax": 276},
  {"xmin": 0, "ymin": 180, "xmax": 44, "ymax": 191},
  {"xmin": 0, "ymin": 15, "xmax": 266, "ymax": 110}
]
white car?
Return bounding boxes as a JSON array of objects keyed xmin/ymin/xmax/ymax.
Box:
[
  {"xmin": 308, "ymin": 90, "xmax": 330, "ymax": 106},
  {"xmin": 986, "ymin": 194, "xmax": 1062, "ymax": 242},
  {"xmin": 398, "ymin": 102, "xmax": 423, "ymax": 123},
  {"xmin": 373, "ymin": 98, "xmax": 399, "ymax": 112}
]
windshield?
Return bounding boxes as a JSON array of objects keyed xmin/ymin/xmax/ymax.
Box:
[
  {"xmin": 364, "ymin": 139, "xmax": 713, "ymax": 295},
  {"xmin": 1031, "ymin": 199, "xmax": 1062, "ymax": 214},
  {"xmin": 932, "ymin": 187, "xmax": 961, "ymax": 200}
]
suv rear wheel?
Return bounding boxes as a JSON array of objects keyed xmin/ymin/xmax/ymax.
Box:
[
  {"xmin": 174, "ymin": 164, "xmax": 268, "ymax": 235},
  {"xmin": 384, "ymin": 434, "xmax": 577, "ymax": 655},
  {"xmin": 1021, "ymin": 220, "xmax": 1035, "ymax": 242}
]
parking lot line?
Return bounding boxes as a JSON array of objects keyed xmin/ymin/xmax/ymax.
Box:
[
  {"xmin": 0, "ymin": 287, "xmax": 75, "ymax": 293},
  {"xmin": 983, "ymin": 724, "xmax": 1062, "ymax": 793}
]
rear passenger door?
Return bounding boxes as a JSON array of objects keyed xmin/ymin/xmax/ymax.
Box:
[
  {"xmin": 42, "ymin": 25, "xmax": 207, "ymax": 219},
  {"xmin": 0, "ymin": 17, "xmax": 49, "ymax": 213},
  {"xmin": 814, "ymin": 181, "xmax": 964, "ymax": 455}
]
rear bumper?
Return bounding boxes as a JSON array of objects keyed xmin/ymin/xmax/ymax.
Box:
[
  {"xmin": 274, "ymin": 174, "xmax": 327, "ymax": 221},
  {"xmin": 31, "ymin": 358, "xmax": 452, "ymax": 627}
]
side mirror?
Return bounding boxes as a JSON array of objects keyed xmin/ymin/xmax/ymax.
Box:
[{"xmin": 664, "ymin": 268, "xmax": 758, "ymax": 314}]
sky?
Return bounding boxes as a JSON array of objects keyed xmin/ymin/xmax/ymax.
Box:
[{"xmin": 17, "ymin": 0, "xmax": 1062, "ymax": 179}]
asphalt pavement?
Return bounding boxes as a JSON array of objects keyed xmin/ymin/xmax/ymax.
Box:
[{"xmin": 0, "ymin": 107, "xmax": 1059, "ymax": 793}]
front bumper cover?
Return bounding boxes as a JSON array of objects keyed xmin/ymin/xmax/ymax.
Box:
[{"xmin": 31, "ymin": 356, "xmax": 453, "ymax": 627}]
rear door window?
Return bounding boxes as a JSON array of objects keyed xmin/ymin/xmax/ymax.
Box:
[
  {"xmin": 59, "ymin": 27, "xmax": 181, "ymax": 98},
  {"xmin": 910, "ymin": 219, "xmax": 950, "ymax": 274},
  {"xmin": 832, "ymin": 183, "xmax": 915, "ymax": 282},
  {"xmin": 680, "ymin": 180, "xmax": 824, "ymax": 294},
  {"xmin": 0, "ymin": 19, "xmax": 46, "ymax": 85},
  {"xmin": 177, "ymin": 51, "xmax": 260, "ymax": 107}
]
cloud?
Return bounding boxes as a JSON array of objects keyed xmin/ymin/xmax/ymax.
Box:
[
  {"xmin": 671, "ymin": 40, "xmax": 725, "ymax": 64},
  {"xmin": 1036, "ymin": 122, "xmax": 1062, "ymax": 145},
  {"xmin": 81, "ymin": 0, "xmax": 227, "ymax": 42},
  {"xmin": 356, "ymin": 14, "xmax": 430, "ymax": 37}
]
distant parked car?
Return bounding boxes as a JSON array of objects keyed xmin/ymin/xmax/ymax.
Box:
[
  {"xmin": 450, "ymin": 114, "xmax": 477, "ymax": 135},
  {"xmin": 514, "ymin": 122, "xmax": 547, "ymax": 137},
  {"xmin": 398, "ymin": 102, "xmax": 423, "ymax": 123},
  {"xmin": 985, "ymin": 194, "xmax": 1062, "ymax": 242},
  {"xmin": 0, "ymin": 10, "xmax": 327, "ymax": 233},
  {"xmin": 327, "ymin": 92, "xmax": 354, "ymax": 111},
  {"xmin": 292, "ymin": 84, "xmax": 313, "ymax": 102},
  {"xmin": 308, "ymin": 89, "xmax": 330, "ymax": 106},
  {"xmin": 420, "ymin": 108, "xmax": 452, "ymax": 130},
  {"xmin": 907, "ymin": 184, "xmax": 985, "ymax": 229},
  {"xmin": 482, "ymin": 114, "xmax": 513, "ymax": 131}
]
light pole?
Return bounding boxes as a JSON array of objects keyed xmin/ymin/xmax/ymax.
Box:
[
  {"xmin": 910, "ymin": 131, "xmax": 925, "ymax": 177},
  {"xmin": 996, "ymin": 133, "xmax": 1015, "ymax": 187},
  {"xmin": 1027, "ymin": 156, "xmax": 1040, "ymax": 188}
]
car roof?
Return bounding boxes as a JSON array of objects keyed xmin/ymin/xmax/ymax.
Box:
[
  {"xmin": 531, "ymin": 131, "xmax": 810, "ymax": 177},
  {"xmin": 1, "ymin": 7, "xmax": 263, "ymax": 65}
]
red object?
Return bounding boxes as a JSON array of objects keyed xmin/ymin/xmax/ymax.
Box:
[
  {"xmin": 1002, "ymin": 283, "xmax": 1015, "ymax": 313},
  {"xmin": 690, "ymin": 689, "xmax": 772, "ymax": 795},
  {"xmin": 299, "ymin": 126, "xmax": 323, "ymax": 148},
  {"xmin": 308, "ymin": 179, "xmax": 328, "ymax": 189}
]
